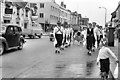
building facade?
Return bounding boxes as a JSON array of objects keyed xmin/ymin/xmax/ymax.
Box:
[
  {"xmin": 70, "ymin": 12, "xmax": 78, "ymax": 25},
  {"xmin": 1, "ymin": 0, "xmax": 39, "ymax": 30},
  {"xmin": 36, "ymin": 0, "xmax": 72, "ymax": 31}
]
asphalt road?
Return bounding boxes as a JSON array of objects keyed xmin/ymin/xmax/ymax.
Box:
[{"xmin": 1, "ymin": 36, "xmax": 118, "ymax": 78}]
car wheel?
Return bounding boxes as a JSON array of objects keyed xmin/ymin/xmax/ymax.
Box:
[
  {"xmin": 0, "ymin": 44, "xmax": 4, "ymax": 55},
  {"xmin": 18, "ymin": 40, "xmax": 23, "ymax": 50},
  {"xmin": 38, "ymin": 35, "xmax": 41, "ymax": 38},
  {"xmin": 50, "ymin": 38, "xmax": 52, "ymax": 41},
  {"xmin": 32, "ymin": 35, "xmax": 35, "ymax": 39},
  {"xmin": 29, "ymin": 35, "xmax": 32, "ymax": 39},
  {"xmin": 23, "ymin": 35, "xmax": 25, "ymax": 38}
]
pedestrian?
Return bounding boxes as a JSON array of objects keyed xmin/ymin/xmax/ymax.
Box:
[
  {"xmin": 86, "ymin": 23, "xmax": 96, "ymax": 55},
  {"xmin": 62, "ymin": 22, "xmax": 69, "ymax": 48},
  {"xmin": 53, "ymin": 21, "xmax": 64, "ymax": 53},
  {"xmin": 60, "ymin": 23, "xmax": 65, "ymax": 50},
  {"xmin": 97, "ymin": 26, "xmax": 103, "ymax": 47},
  {"xmin": 92, "ymin": 22, "xmax": 98, "ymax": 49},
  {"xmin": 69, "ymin": 24, "xmax": 74, "ymax": 46},
  {"xmin": 66, "ymin": 26, "xmax": 70, "ymax": 47},
  {"xmin": 97, "ymin": 38, "xmax": 119, "ymax": 79},
  {"xmin": 81, "ymin": 27, "xmax": 87, "ymax": 46}
]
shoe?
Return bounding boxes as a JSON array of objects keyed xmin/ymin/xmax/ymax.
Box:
[
  {"xmin": 58, "ymin": 51, "xmax": 60, "ymax": 53},
  {"xmin": 88, "ymin": 51, "xmax": 91, "ymax": 55},
  {"xmin": 55, "ymin": 50, "xmax": 58, "ymax": 53}
]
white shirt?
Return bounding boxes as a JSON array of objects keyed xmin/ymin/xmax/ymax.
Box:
[
  {"xmin": 97, "ymin": 46, "xmax": 118, "ymax": 62},
  {"xmin": 53, "ymin": 26, "xmax": 64, "ymax": 34},
  {"xmin": 94, "ymin": 27, "xmax": 100, "ymax": 36}
]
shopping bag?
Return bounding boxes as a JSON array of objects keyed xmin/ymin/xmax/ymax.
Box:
[{"xmin": 114, "ymin": 63, "xmax": 118, "ymax": 78}]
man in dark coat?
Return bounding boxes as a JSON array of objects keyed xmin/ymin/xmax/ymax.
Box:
[{"xmin": 86, "ymin": 23, "xmax": 96, "ymax": 55}]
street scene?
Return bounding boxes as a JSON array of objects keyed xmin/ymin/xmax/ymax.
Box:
[{"xmin": 0, "ymin": 0, "xmax": 120, "ymax": 80}]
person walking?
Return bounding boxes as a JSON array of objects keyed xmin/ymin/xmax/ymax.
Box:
[
  {"xmin": 66, "ymin": 25, "xmax": 70, "ymax": 47},
  {"xmin": 92, "ymin": 22, "xmax": 98, "ymax": 49},
  {"xmin": 53, "ymin": 21, "xmax": 64, "ymax": 53},
  {"xmin": 62, "ymin": 22, "xmax": 68, "ymax": 48},
  {"xmin": 81, "ymin": 27, "xmax": 87, "ymax": 46},
  {"xmin": 86, "ymin": 23, "xmax": 96, "ymax": 55},
  {"xmin": 69, "ymin": 24, "xmax": 74, "ymax": 46},
  {"xmin": 97, "ymin": 38, "xmax": 119, "ymax": 79},
  {"xmin": 97, "ymin": 26, "xmax": 103, "ymax": 47}
]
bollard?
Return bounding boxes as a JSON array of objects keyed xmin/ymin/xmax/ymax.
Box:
[{"xmin": 108, "ymin": 27, "xmax": 115, "ymax": 47}]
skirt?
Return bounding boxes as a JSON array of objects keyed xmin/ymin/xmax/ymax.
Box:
[
  {"xmin": 100, "ymin": 58, "xmax": 110, "ymax": 74},
  {"xmin": 55, "ymin": 34, "xmax": 63, "ymax": 48}
]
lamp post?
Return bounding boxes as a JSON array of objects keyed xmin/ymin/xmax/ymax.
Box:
[{"xmin": 99, "ymin": 7, "xmax": 107, "ymax": 27}]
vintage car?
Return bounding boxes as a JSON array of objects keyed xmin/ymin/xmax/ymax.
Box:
[
  {"xmin": 22, "ymin": 22, "xmax": 43, "ymax": 39},
  {"xmin": 0, "ymin": 24, "xmax": 26, "ymax": 55}
]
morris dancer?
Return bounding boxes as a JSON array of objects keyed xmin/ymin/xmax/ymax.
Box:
[{"xmin": 53, "ymin": 21, "xmax": 64, "ymax": 53}]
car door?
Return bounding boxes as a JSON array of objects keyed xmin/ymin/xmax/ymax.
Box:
[
  {"xmin": 4, "ymin": 25, "xmax": 16, "ymax": 48},
  {"xmin": 14, "ymin": 26, "xmax": 20, "ymax": 46}
]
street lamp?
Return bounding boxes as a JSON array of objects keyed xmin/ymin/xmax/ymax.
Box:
[{"xmin": 99, "ymin": 7, "xmax": 107, "ymax": 27}]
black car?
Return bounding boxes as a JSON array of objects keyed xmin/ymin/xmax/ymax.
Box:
[{"xmin": 0, "ymin": 24, "xmax": 26, "ymax": 55}]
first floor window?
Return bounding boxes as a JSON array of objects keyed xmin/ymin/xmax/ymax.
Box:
[{"xmin": 4, "ymin": 20, "xmax": 10, "ymax": 23}]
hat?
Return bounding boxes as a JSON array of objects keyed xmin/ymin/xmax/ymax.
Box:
[
  {"xmin": 57, "ymin": 21, "xmax": 61, "ymax": 24},
  {"xmin": 88, "ymin": 23, "xmax": 92, "ymax": 26}
]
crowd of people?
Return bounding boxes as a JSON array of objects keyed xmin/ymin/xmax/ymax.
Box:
[
  {"xmin": 52, "ymin": 21, "xmax": 119, "ymax": 79},
  {"xmin": 52, "ymin": 21, "xmax": 106, "ymax": 54},
  {"xmin": 53, "ymin": 21, "xmax": 73, "ymax": 53}
]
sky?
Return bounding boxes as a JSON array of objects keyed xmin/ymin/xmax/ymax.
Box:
[
  {"xmin": 24, "ymin": 0, "xmax": 120, "ymax": 26},
  {"xmin": 55, "ymin": 0, "xmax": 120, "ymax": 26}
]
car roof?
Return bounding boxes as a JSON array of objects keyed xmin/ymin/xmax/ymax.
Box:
[{"xmin": 2, "ymin": 24, "xmax": 21, "ymax": 27}]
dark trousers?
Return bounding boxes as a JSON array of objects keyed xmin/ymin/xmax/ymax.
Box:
[
  {"xmin": 92, "ymin": 37, "xmax": 96, "ymax": 47},
  {"xmin": 86, "ymin": 38, "xmax": 93, "ymax": 51},
  {"xmin": 55, "ymin": 34, "xmax": 63, "ymax": 48},
  {"xmin": 100, "ymin": 58, "xmax": 110, "ymax": 74}
]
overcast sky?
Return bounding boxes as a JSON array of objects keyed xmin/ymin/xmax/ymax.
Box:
[{"xmin": 24, "ymin": 0, "xmax": 120, "ymax": 26}]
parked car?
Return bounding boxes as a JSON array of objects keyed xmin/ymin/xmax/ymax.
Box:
[
  {"xmin": 22, "ymin": 22, "xmax": 43, "ymax": 39},
  {"xmin": 0, "ymin": 24, "xmax": 26, "ymax": 55}
]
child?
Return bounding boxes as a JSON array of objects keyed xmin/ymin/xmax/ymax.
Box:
[{"xmin": 97, "ymin": 38, "xmax": 119, "ymax": 79}]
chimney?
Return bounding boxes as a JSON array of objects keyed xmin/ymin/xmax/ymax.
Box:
[
  {"xmin": 64, "ymin": 4, "xmax": 66, "ymax": 8},
  {"xmin": 61, "ymin": 1, "xmax": 64, "ymax": 7}
]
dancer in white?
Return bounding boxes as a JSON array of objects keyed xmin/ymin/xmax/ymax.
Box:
[{"xmin": 53, "ymin": 21, "xmax": 64, "ymax": 53}]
